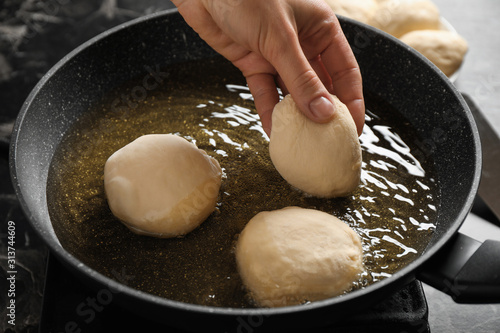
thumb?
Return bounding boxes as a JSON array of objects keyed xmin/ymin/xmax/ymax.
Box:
[{"xmin": 271, "ymin": 38, "xmax": 335, "ymax": 124}]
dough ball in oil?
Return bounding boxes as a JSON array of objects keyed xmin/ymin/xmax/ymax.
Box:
[
  {"xmin": 269, "ymin": 94, "xmax": 362, "ymax": 198},
  {"xmin": 370, "ymin": 0, "xmax": 441, "ymax": 38},
  {"xmin": 236, "ymin": 207, "xmax": 364, "ymax": 307},
  {"xmin": 104, "ymin": 134, "xmax": 222, "ymax": 238},
  {"xmin": 400, "ymin": 30, "xmax": 468, "ymax": 77}
]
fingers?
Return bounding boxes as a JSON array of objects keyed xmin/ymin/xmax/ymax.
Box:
[
  {"xmin": 174, "ymin": 0, "xmax": 365, "ymax": 135},
  {"xmin": 246, "ymin": 73, "xmax": 280, "ymax": 137},
  {"xmin": 310, "ymin": 55, "xmax": 334, "ymax": 94},
  {"xmin": 173, "ymin": 0, "xmax": 212, "ymax": 34},
  {"xmin": 320, "ymin": 24, "xmax": 365, "ymax": 135},
  {"xmin": 268, "ymin": 28, "xmax": 336, "ymax": 125},
  {"xmin": 277, "ymin": 0, "xmax": 365, "ymax": 135}
]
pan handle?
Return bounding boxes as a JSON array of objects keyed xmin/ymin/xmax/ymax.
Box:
[{"xmin": 418, "ymin": 232, "xmax": 500, "ymax": 303}]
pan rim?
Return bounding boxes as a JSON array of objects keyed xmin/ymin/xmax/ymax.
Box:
[{"xmin": 9, "ymin": 9, "xmax": 482, "ymax": 318}]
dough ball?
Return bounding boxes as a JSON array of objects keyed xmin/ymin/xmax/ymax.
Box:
[
  {"xmin": 324, "ymin": 0, "xmax": 379, "ymax": 24},
  {"xmin": 236, "ymin": 207, "xmax": 364, "ymax": 307},
  {"xmin": 104, "ymin": 134, "xmax": 222, "ymax": 238},
  {"xmin": 269, "ymin": 94, "xmax": 362, "ymax": 198},
  {"xmin": 370, "ymin": 0, "xmax": 441, "ymax": 38},
  {"xmin": 400, "ymin": 30, "xmax": 468, "ymax": 77}
]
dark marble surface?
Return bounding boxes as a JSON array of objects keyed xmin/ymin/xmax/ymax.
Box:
[{"xmin": 1, "ymin": 0, "xmax": 499, "ymax": 332}]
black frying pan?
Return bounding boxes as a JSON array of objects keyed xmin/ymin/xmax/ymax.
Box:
[{"xmin": 9, "ymin": 9, "xmax": 500, "ymax": 332}]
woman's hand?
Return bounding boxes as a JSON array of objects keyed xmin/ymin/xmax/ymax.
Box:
[{"xmin": 172, "ymin": 0, "xmax": 365, "ymax": 136}]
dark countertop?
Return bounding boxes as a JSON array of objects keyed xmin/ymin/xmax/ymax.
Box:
[{"xmin": 1, "ymin": 0, "xmax": 499, "ymax": 332}]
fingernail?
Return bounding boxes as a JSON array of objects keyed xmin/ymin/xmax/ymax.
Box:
[{"xmin": 309, "ymin": 97, "xmax": 334, "ymax": 121}]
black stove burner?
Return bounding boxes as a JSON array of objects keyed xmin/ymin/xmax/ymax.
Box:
[{"xmin": 39, "ymin": 253, "xmax": 429, "ymax": 333}]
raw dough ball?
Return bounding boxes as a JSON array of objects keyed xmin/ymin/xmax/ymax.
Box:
[
  {"xmin": 236, "ymin": 207, "xmax": 364, "ymax": 307},
  {"xmin": 269, "ymin": 94, "xmax": 362, "ymax": 198},
  {"xmin": 400, "ymin": 30, "xmax": 468, "ymax": 77},
  {"xmin": 324, "ymin": 0, "xmax": 379, "ymax": 24},
  {"xmin": 369, "ymin": 0, "xmax": 441, "ymax": 38},
  {"xmin": 104, "ymin": 134, "xmax": 222, "ymax": 238}
]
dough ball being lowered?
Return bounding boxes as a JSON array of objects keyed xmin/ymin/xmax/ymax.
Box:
[
  {"xmin": 104, "ymin": 134, "xmax": 222, "ymax": 238},
  {"xmin": 369, "ymin": 0, "xmax": 441, "ymax": 38},
  {"xmin": 400, "ymin": 30, "xmax": 468, "ymax": 77},
  {"xmin": 269, "ymin": 95, "xmax": 362, "ymax": 198},
  {"xmin": 236, "ymin": 207, "xmax": 364, "ymax": 307}
]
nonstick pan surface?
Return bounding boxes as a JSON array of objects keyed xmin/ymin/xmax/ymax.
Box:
[{"xmin": 10, "ymin": 9, "xmax": 481, "ymax": 332}]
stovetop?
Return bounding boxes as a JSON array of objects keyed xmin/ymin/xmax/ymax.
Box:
[
  {"xmin": 39, "ymin": 253, "xmax": 429, "ymax": 333},
  {"xmin": 1, "ymin": 0, "xmax": 500, "ymax": 332}
]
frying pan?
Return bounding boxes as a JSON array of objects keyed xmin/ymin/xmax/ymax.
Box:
[{"xmin": 9, "ymin": 9, "xmax": 500, "ymax": 332}]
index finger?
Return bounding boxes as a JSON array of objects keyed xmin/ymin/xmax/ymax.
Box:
[{"xmin": 320, "ymin": 23, "xmax": 365, "ymax": 135}]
